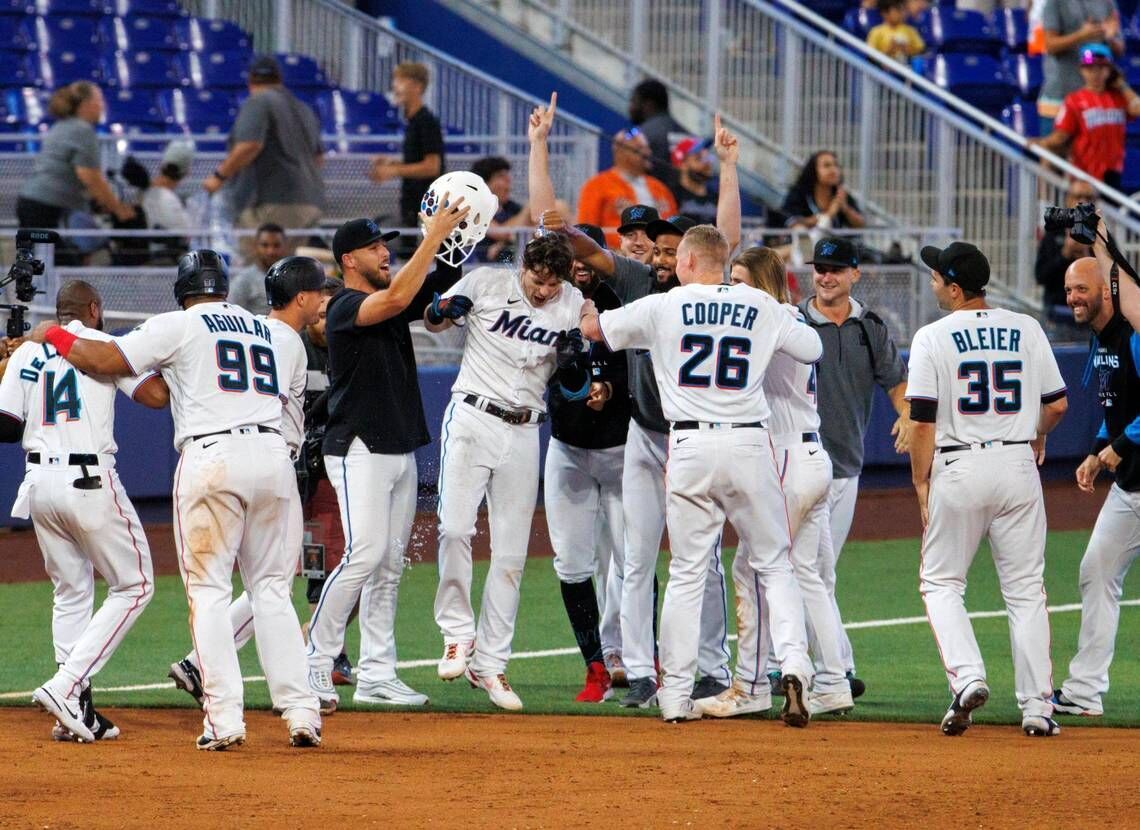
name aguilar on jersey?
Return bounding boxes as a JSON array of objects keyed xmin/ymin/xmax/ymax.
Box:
[
  {"xmin": 950, "ymin": 325, "xmax": 1021, "ymax": 355},
  {"xmin": 200, "ymin": 312, "xmax": 274, "ymax": 343}
]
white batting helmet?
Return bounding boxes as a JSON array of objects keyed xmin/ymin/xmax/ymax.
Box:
[{"xmin": 420, "ymin": 170, "xmax": 500, "ymax": 267}]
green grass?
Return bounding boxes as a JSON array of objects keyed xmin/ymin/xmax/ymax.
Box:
[{"xmin": 3, "ymin": 528, "xmax": 1139, "ymax": 727}]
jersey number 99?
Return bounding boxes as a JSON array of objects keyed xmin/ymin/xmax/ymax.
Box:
[
  {"xmin": 678, "ymin": 334, "xmax": 751, "ymax": 390},
  {"xmin": 215, "ymin": 340, "xmax": 279, "ymax": 396},
  {"xmin": 957, "ymin": 360, "xmax": 1021, "ymax": 414}
]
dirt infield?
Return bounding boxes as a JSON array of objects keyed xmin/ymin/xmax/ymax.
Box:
[{"xmin": 3, "ymin": 708, "xmax": 1138, "ymax": 828}]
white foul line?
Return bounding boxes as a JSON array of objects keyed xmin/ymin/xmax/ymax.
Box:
[{"xmin": 2, "ymin": 599, "xmax": 1136, "ymax": 701}]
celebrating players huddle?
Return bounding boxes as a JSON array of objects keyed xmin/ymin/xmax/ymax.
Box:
[{"xmin": 2, "ymin": 91, "xmax": 1136, "ymax": 749}]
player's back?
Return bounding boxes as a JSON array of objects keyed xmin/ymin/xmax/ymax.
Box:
[
  {"xmin": 263, "ymin": 316, "xmax": 307, "ymax": 454},
  {"xmin": 764, "ymin": 303, "xmax": 821, "ymax": 438}
]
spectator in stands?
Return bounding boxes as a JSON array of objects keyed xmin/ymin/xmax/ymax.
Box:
[
  {"xmin": 669, "ymin": 137, "xmax": 719, "ymax": 225},
  {"xmin": 471, "ymin": 155, "xmax": 529, "ymax": 262},
  {"xmin": 781, "ymin": 151, "xmax": 866, "ymax": 231},
  {"xmin": 577, "ymin": 129, "xmax": 677, "ymax": 247},
  {"xmin": 228, "ymin": 223, "xmax": 286, "ymax": 315},
  {"xmin": 203, "ymin": 55, "xmax": 324, "ymax": 263},
  {"xmin": 16, "ymin": 82, "xmax": 136, "ymax": 264},
  {"xmin": 1035, "ymin": 44, "xmax": 1140, "ymax": 190},
  {"xmin": 1038, "ymin": 0, "xmax": 1124, "ymax": 135},
  {"xmin": 140, "ymin": 141, "xmax": 193, "ymax": 233},
  {"xmin": 369, "ymin": 62, "xmax": 445, "ymax": 231},
  {"xmin": 628, "ymin": 79, "xmax": 682, "ymax": 186},
  {"xmin": 866, "ymin": 0, "xmax": 925, "ymax": 64},
  {"xmin": 1036, "ymin": 178, "xmax": 1096, "ymax": 315}
]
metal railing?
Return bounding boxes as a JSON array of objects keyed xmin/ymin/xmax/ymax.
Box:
[{"xmin": 461, "ymin": 0, "xmax": 1140, "ymax": 306}]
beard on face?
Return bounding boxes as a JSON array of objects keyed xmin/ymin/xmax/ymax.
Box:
[{"xmin": 363, "ymin": 263, "xmax": 390, "ymax": 289}]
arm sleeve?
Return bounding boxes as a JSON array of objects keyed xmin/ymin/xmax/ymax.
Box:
[
  {"xmin": 74, "ymin": 124, "xmax": 101, "ymax": 169},
  {"xmin": 418, "ymin": 113, "xmax": 445, "ymax": 157},
  {"xmin": 774, "ymin": 310, "xmax": 823, "ymax": 364},
  {"xmin": 576, "ymin": 177, "xmax": 604, "ymax": 225},
  {"xmin": 907, "ymin": 26, "xmax": 925, "ymax": 53},
  {"xmin": 0, "ymin": 344, "xmax": 27, "ymax": 424},
  {"xmin": 1042, "ymin": 0, "xmax": 1060, "ymax": 32},
  {"xmin": 1054, "ymin": 99, "xmax": 1078, "ymax": 134},
  {"xmin": 608, "ymin": 256, "xmax": 653, "ymax": 303},
  {"xmin": 325, "ymin": 290, "xmax": 367, "ymax": 333},
  {"xmin": 597, "ymin": 295, "xmax": 661, "ymax": 353},
  {"xmin": 440, "ymin": 268, "xmax": 479, "ymax": 302},
  {"xmin": 231, "ymin": 96, "xmax": 270, "ymax": 144},
  {"xmin": 404, "ymin": 259, "xmax": 464, "ymax": 322},
  {"xmin": 904, "ymin": 330, "xmax": 938, "ymax": 402},
  {"xmin": 867, "ymin": 26, "xmax": 887, "ymax": 52},
  {"xmin": 871, "ymin": 320, "xmax": 908, "ymax": 390},
  {"xmin": 113, "ymin": 311, "xmax": 188, "ymax": 375}
]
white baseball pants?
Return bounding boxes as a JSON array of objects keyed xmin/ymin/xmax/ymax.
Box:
[
  {"xmin": 308, "ymin": 438, "xmax": 417, "ymax": 685},
  {"xmin": 819, "ymin": 475, "xmax": 859, "ymax": 672},
  {"xmin": 1060, "ymin": 483, "xmax": 1140, "ymax": 713},
  {"xmin": 24, "ymin": 463, "xmax": 154, "ymax": 698},
  {"xmin": 435, "ymin": 399, "xmax": 540, "ymax": 676},
  {"xmin": 920, "ymin": 443, "xmax": 1053, "ymax": 718},
  {"xmin": 619, "ymin": 419, "xmax": 731, "ymax": 684},
  {"xmin": 174, "ymin": 432, "xmax": 318, "ymax": 740},
  {"xmin": 596, "ymin": 509, "xmax": 624, "ymax": 657},
  {"xmin": 657, "ymin": 426, "xmax": 812, "ymax": 715}
]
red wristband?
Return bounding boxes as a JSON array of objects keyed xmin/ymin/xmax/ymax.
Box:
[{"xmin": 45, "ymin": 325, "xmax": 78, "ymax": 358}]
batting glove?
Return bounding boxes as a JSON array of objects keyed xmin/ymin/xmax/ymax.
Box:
[{"xmin": 427, "ymin": 293, "xmax": 473, "ymax": 325}]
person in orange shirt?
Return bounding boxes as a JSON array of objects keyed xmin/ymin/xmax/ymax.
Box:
[{"xmin": 577, "ymin": 128, "xmax": 677, "ymax": 247}]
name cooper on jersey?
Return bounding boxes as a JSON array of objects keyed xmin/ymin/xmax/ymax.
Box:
[{"xmin": 680, "ymin": 300, "xmax": 759, "ymax": 330}]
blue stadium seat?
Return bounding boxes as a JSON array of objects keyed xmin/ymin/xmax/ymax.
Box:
[
  {"xmin": 42, "ymin": 50, "xmax": 103, "ymax": 86},
  {"xmin": 173, "ymin": 49, "xmax": 251, "ymax": 89},
  {"xmin": 1, "ymin": 16, "xmax": 37, "ymax": 49},
  {"xmin": 37, "ymin": 15, "xmax": 101, "ymax": 51},
  {"xmin": 102, "ymin": 87, "xmax": 165, "ymax": 132},
  {"xmin": 1121, "ymin": 53, "xmax": 1140, "ymax": 88},
  {"xmin": 0, "ymin": 52, "xmax": 41, "ymax": 87},
  {"xmin": 927, "ymin": 8, "xmax": 1001, "ymax": 57},
  {"xmin": 1123, "ymin": 138, "xmax": 1140, "ymax": 192},
  {"xmin": 336, "ymin": 89, "xmax": 399, "ymax": 135},
  {"xmin": 275, "ymin": 53, "xmax": 326, "ymax": 89},
  {"xmin": 99, "ymin": 15, "xmax": 178, "ymax": 51},
  {"xmin": 842, "ymin": 7, "xmax": 880, "ymax": 40},
  {"xmin": 159, "ymin": 88, "xmax": 238, "ymax": 133},
  {"xmin": 929, "ymin": 54, "xmax": 1014, "ymax": 115},
  {"xmin": 0, "ymin": 1, "xmax": 31, "ymax": 15},
  {"xmin": 1000, "ymin": 100, "xmax": 1039, "ymax": 138},
  {"xmin": 102, "ymin": 0, "xmax": 185, "ymax": 16},
  {"xmin": 293, "ymin": 88, "xmax": 336, "ymax": 133},
  {"xmin": 33, "ymin": 0, "xmax": 104, "ymax": 15},
  {"xmin": 173, "ymin": 16, "xmax": 250, "ymax": 52},
  {"xmin": 1004, "ymin": 53, "xmax": 1042, "ymax": 100},
  {"xmin": 101, "ymin": 49, "xmax": 179, "ymax": 89},
  {"xmin": 0, "ymin": 86, "xmax": 26, "ymax": 124},
  {"xmin": 799, "ymin": 0, "xmax": 848, "ymax": 25},
  {"xmin": 998, "ymin": 7, "xmax": 1028, "ymax": 52}
]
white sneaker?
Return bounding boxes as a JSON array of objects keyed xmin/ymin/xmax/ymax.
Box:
[
  {"xmin": 808, "ymin": 689, "xmax": 855, "ymax": 716},
  {"xmin": 465, "ymin": 668, "xmax": 523, "ymax": 711},
  {"xmin": 307, "ymin": 667, "xmax": 339, "ymax": 714},
  {"xmin": 33, "ymin": 684, "xmax": 93, "ymax": 743},
  {"xmin": 438, "ymin": 640, "xmax": 475, "ymax": 680},
  {"xmin": 353, "ymin": 677, "xmax": 430, "ymax": 706},
  {"xmin": 661, "ymin": 698, "xmax": 703, "ymax": 723},
  {"xmin": 1022, "ymin": 715, "xmax": 1060, "ymax": 737},
  {"xmin": 696, "ymin": 680, "xmax": 773, "ymax": 718},
  {"xmin": 289, "ymin": 723, "xmax": 322, "ymax": 748}
]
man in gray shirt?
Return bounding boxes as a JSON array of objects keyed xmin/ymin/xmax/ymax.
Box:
[
  {"xmin": 796, "ymin": 237, "xmax": 911, "ymax": 698},
  {"xmin": 228, "ymin": 223, "xmax": 286, "ymax": 315},
  {"xmin": 202, "ymin": 55, "xmax": 325, "ymax": 262},
  {"xmin": 1038, "ymin": 0, "xmax": 1124, "ymax": 134}
]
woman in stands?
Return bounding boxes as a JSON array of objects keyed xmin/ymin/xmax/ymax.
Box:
[
  {"xmin": 780, "ymin": 151, "xmax": 866, "ymax": 231},
  {"xmin": 16, "ymin": 81, "xmax": 136, "ymax": 262}
]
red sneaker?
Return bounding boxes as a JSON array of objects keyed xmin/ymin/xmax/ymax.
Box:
[{"xmin": 575, "ymin": 660, "xmax": 613, "ymax": 703}]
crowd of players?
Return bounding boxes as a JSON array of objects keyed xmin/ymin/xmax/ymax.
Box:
[{"xmin": 0, "ymin": 84, "xmax": 1138, "ymax": 748}]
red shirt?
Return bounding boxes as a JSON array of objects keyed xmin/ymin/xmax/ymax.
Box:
[{"xmin": 1055, "ymin": 88, "xmax": 1130, "ymax": 181}]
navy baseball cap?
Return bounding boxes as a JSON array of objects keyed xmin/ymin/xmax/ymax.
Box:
[
  {"xmin": 646, "ymin": 215, "xmax": 698, "ymax": 241},
  {"xmin": 575, "ymin": 223, "xmax": 608, "ymax": 250},
  {"xmin": 617, "ymin": 204, "xmax": 660, "ymax": 235},
  {"xmin": 920, "ymin": 241, "xmax": 990, "ymax": 291},
  {"xmin": 806, "ymin": 237, "xmax": 859, "ymax": 268},
  {"xmin": 332, "ymin": 218, "xmax": 400, "ymax": 265},
  {"xmin": 248, "ymin": 55, "xmax": 283, "ymax": 83}
]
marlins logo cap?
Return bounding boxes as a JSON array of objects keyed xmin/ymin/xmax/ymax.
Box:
[
  {"xmin": 617, "ymin": 204, "xmax": 661, "ymax": 235},
  {"xmin": 332, "ymin": 218, "xmax": 400, "ymax": 265},
  {"xmin": 806, "ymin": 237, "xmax": 859, "ymax": 268},
  {"xmin": 920, "ymin": 241, "xmax": 990, "ymax": 291}
]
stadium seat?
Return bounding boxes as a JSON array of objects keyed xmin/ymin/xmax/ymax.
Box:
[
  {"xmin": 173, "ymin": 17, "xmax": 251, "ymax": 52},
  {"xmin": 102, "ymin": 0, "xmax": 185, "ymax": 16},
  {"xmin": 0, "ymin": 85, "xmax": 25, "ymax": 125},
  {"xmin": 1, "ymin": 16, "xmax": 37, "ymax": 50},
  {"xmin": 842, "ymin": 7, "xmax": 880, "ymax": 40},
  {"xmin": 1000, "ymin": 100, "xmax": 1039, "ymax": 138},
  {"xmin": 1121, "ymin": 53, "xmax": 1140, "ymax": 88},
  {"xmin": 929, "ymin": 54, "xmax": 1014, "ymax": 116},
  {"xmin": 0, "ymin": 0, "xmax": 31, "ymax": 15},
  {"xmin": 173, "ymin": 49, "xmax": 251, "ymax": 89},
  {"xmin": 41, "ymin": 50, "xmax": 104, "ymax": 86},
  {"xmin": 1123, "ymin": 139, "xmax": 1140, "ymax": 192},
  {"xmin": 998, "ymin": 7, "xmax": 1028, "ymax": 52},
  {"xmin": 799, "ymin": 0, "xmax": 849, "ymax": 25},
  {"xmin": 101, "ymin": 49, "xmax": 179, "ymax": 88},
  {"xmin": 102, "ymin": 87, "xmax": 165, "ymax": 132},
  {"xmin": 926, "ymin": 8, "xmax": 1002, "ymax": 57},
  {"xmin": 1004, "ymin": 53, "xmax": 1043, "ymax": 100},
  {"xmin": 33, "ymin": 0, "xmax": 104, "ymax": 15},
  {"xmin": 336, "ymin": 89, "xmax": 399, "ymax": 134},
  {"xmin": 275, "ymin": 53, "xmax": 326, "ymax": 89},
  {"xmin": 294, "ymin": 88, "xmax": 336, "ymax": 133},
  {"xmin": 36, "ymin": 15, "xmax": 101, "ymax": 52},
  {"xmin": 160, "ymin": 87, "xmax": 238, "ymax": 133},
  {"xmin": 99, "ymin": 15, "xmax": 178, "ymax": 52},
  {"xmin": 0, "ymin": 52, "xmax": 42, "ymax": 87}
]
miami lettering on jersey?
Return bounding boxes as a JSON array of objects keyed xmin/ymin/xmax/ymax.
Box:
[
  {"xmin": 488, "ymin": 310, "xmax": 561, "ymax": 345},
  {"xmin": 201, "ymin": 313, "xmax": 274, "ymax": 344},
  {"xmin": 950, "ymin": 326, "xmax": 1021, "ymax": 354}
]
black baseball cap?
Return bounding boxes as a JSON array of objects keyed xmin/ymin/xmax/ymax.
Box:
[
  {"xmin": 575, "ymin": 223, "xmax": 608, "ymax": 250},
  {"xmin": 616, "ymin": 204, "xmax": 660, "ymax": 235},
  {"xmin": 646, "ymin": 215, "xmax": 698, "ymax": 241},
  {"xmin": 920, "ymin": 241, "xmax": 990, "ymax": 291},
  {"xmin": 806, "ymin": 236, "xmax": 859, "ymax": 268},
  {"xmin": 248, "ymin": 55, "xmax": 282, "ymax": 83},
  {"xmin": 332, "ymin": 218, "xmax": 400, "ymax": 265}
]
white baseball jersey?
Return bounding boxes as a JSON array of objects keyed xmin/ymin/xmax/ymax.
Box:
[
  {"xmin": 264, "ymin": 316, "xmax": 307, "ymax": 454},
  {"xmin": 443, "ymin": 266, "xmax": 585, "ymax": 413},
  {"xmin": 114, "ymin": 301, "xmax": 284, "ymax": 450},
  {"xmin": 598, "ymin": 282, "xmax": 822, "ymax": 424},
  {"xmin": 0, "ymin": 320, "xmax": 155, "ymax": 455},
  {"xmin": 905, "ymin": 307, "xmax": 1066, "ymax": 445},
  {"xmin": 764, "ymin": 304, "xmax": 822, "ymax": 437}
]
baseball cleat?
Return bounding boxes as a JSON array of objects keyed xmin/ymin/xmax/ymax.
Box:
[
  {"xmin": 168, "ymin": 659, "xmax": 205, "ymax": 708},
  {"xmin": 620, "ymin": 676, "xmax": 659, "ymax": 709},
  {"xmin": 691, "ymin": 675, "xmax": 730, "ymax": 700},
  {"xmin": 1050, "ymin": 689, "xmax": 1101, "ymax": 717},
  {"xmin": 465, "ymin": 668, "xmax": 523, "ymax": 711},
  {"xmin": 847, "ymin": 671, "xmax": 866, "ymax": 699},
  {"xmin": 808, "ymin": 689, "xmax": 855, "ymax": 716},
  {"xmin": 352, "ymin": 677, "xmax": 429, "ymax": 706},
  {"xmin": 289, "ymin": 724, "xmax": 322, "ymax": 748},
  {"xmin": 438, "ymin": 640, "xmax": 475, "ymax": 681},
  {"xmin": 604, "ymin": 652, "xmax": 628, "ymax": 688},
  {"xmin": 781, "ymin": 674, "xmax": 810, "ymax": 728},
  {"xmin": 54, "ymin": 687, "xmax": 121, "ymax": 741},
  {"xmin": 196, "ymin": 732, "xmax": 245, "ymax": 751},
  {"xmin": 33, "ymin": 685, "xmax": 94, "ymax": 743},
  {"xmin": 768, "ymin": 670, "xmax": 784, "ymax": 697},
  {"xmin": 1022, "ymin": 715, "xmax": 1061, "ymax": 737},
  {"xmin": 940, "ymin": 679, "xmax": 990, "ymax": 736},
  {"xmin": 574, "ymin": 660, "xmax": 613, "ymax": 703},
  {"xmin": 331, "ymin": 652, "xmax": 356, "ymax": 686},
  {"xmin": 695, "ymin": 680, "xmax": 772, "ymax": 718},
  {"xmin": 661, "ymin": 698, "xmax": 702, "ymax": 723},
  {"xmin": 307, "ymin": 667, "xmax": 339, "ymax": 714}
]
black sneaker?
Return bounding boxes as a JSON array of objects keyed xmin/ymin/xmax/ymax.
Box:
[
  {"xmin": 169, "ymin": 659, "xmax": 205, "ymax": 707},
  {"xmin": 332, "ymin": 652, "xmax": 356, "ymax": 686},
  {"xmin": 847, "ymin": 671, "xmax": 866, "ymax": 699},
  {"xmin": 691, "ymin": 675, "xmax": 730, "ymax": 700},
  {"xmin": 620, "ymin": 676, "xmax": 658, "ymax": 709},
  {"xmin": 940, "ymin": 680, "xmax": 989, "ymax": 736},
  {"xmin": 1051, "ymin": 689, "xmax": 1101, "ymax": 717},
  {"xmin": 768, "ymin": 670, "xmax": 783, "ymax": 697}
]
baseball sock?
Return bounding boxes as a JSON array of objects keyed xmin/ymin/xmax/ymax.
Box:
[
  {"xmin": 559, "ymin": 578, "xmax": 603, "ymax": 665},
  {"xmin": 652, "ymin": 574, "xmax": 660, "ymax": 660}
]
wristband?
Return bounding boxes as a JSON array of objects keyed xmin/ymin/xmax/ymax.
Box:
[
  {"xmin": 44, "ymin": 325, "xmax": 77, "ymax": 359},
  {"xmin": 212, "ymin": 168, "xmax": 227, "ymax": 181}
]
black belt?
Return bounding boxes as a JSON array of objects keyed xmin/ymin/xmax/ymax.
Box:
[
  {"xmin": 462, "ymin": 394, "xmax": 547, "ymax": 425},
  {"xmin": 936, "ymin": 439, "xmax": 1029, "ymax": 454},
  {"xmin": 192, "ymin": 425, "xmax": 281, "ymax": 442},
  {"xmin": 672, "ymin": 420, "xmax": 766, "ymax": 431},
  {"xmin": 28, "ymin": 453, "xmax": 98, "ymax": 466},
  {"xmin": 802, "ymin": 432, "xmax": 820, "ymax": 443}
]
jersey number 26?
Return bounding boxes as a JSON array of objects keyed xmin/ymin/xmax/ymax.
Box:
[{"xmin": 678, "ymin": 334, "xmax": 751, "ymax": 390}]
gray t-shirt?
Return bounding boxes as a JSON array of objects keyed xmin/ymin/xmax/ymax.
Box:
[
  {"xmin": 608, "ymin": 254, "xmax": 672, "ymax": 434},
  {"xmin": 1040, "ymin": 0, "xmax": 1120, "ymax": 106},
  {"xmin": 227, "ymin": 87, "xmax": 325, "ymax": 212},
  {"xmin": 798, "ymin": 296, "xmax": 907, "ymax": 479},
  {"xmin": 19, "ymin": 118, "xmax": 100, "ymax": 211},
  {"xmin": 228, "ymin": 264, "xmax": 269, "ymax": 315}
]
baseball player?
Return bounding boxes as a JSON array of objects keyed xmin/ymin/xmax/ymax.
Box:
[
  {"xmin": 1, "ymin": 281, "xmax": 166, "ymax": 743},
  {"xmin": 167, "ymin": 256, "xmax": 328, "ymax": 709},
  {"xmin": 699, "ymin": 247, "xmax": 852, "ymax": 718},
  {"xmin": 29, "ymin": 250, "xmax": 323, "ymax": 750},
  {"xmin": 580, "ymin": 225, "xmax": 820, "ymax": 725},
  {"xmin": 426, "ymin": 234, "xmax": 590, "ymax": 711},
  {"xmin": 907, "ymin": 242, "xmax": 1068, "ymax": 738},
  {"xmin": 306, "ymin": 208, "xmax": 470, "ymax": 712}
]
